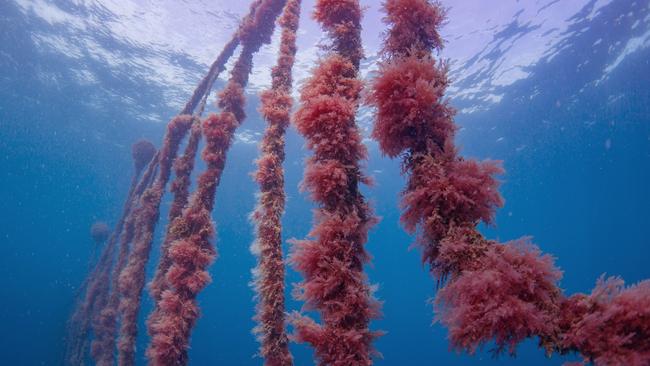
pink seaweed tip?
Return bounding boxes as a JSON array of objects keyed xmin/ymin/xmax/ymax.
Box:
[{"xmin": 559, "ymin": 276, "xmax": 650, "ymax": 366}]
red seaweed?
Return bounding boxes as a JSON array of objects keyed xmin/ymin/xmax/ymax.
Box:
[
  {"xmin": 143, "ymin": 4, "xmax": 269, "ymax": 350},
  {"xmin": 435, "ymin": 239, "xmax": 563, "ymax": 355},
  {"xmin": 250, "ymin": 0, "xmax": 301, "ymax": 365},
  {"xmin": 147, "ymin": 120, "xmax": 203, "ymax": 307},
  {"xmin": 65, "ymin": 2, "xmax": 650, "ymax": 365},
  {"xmin": 116, "ymin": 114, "xmax": 194, "ymax": 366},
  {"xmin": 559, "ymin": 277, "xmax": 650, "ymax": 365},
  {"xmin": 289, "ymin": 1, "xmax": 382, "ymax": 365},
  {"xmin": 367, "ymin": 1, "xmax": 650, "ymax": 365}
]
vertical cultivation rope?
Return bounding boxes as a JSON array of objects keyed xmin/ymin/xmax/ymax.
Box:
[
  {"xmin": 143, "ymin": 119, "xmax": 202, "ymax": 345},
  {"xmin": 116, "ymin": 114, "xmax": 194, "ymax": 366},
  {"xmin": 367, "ymin": 1, "xmax": 650, "ymax": 364},
  {"xmin": 289, "ymin": 1, "xmax": 382, "ymax": 365},
  {"xmin": 147, "ymin": 119, "xmax": 202, "ymax": 302},
  {"xmin": 145, "ymin": 1, "xmax": 287, "ymax": 364},
  {"xmin": 251, "ymin": 0, "xmax": 301, "ymax": 364},
  {"xmin": 367, "ymin": 0, "xmax": 563, "ymax": 356},
  {"xmin": 147, "ymin": 0, "xmax": 266, "ymax": 323}
]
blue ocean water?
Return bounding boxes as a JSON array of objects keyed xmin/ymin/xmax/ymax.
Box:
[{"xmin": 0, "ymin": 0, "xmax": 649, "ymax": 365}]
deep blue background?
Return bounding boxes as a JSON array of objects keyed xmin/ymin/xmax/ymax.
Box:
[{"xmin": 1, "ymin": 0, "xmax": 649, "ymax": 365}]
